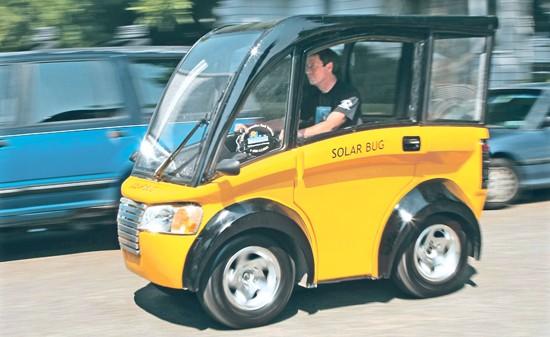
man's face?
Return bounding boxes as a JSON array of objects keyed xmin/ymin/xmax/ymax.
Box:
[{"xmin": 305, "ymin": 54, "xmax": 332, "ymax": 87}]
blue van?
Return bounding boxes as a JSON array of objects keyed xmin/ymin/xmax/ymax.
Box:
[
  {"xmin": 0, "ymin": 46, "xmax": 188, "ymax": 229},
  {"xmin": 486, "ymin": 83, "xmax": 550, "ymax": 208}
]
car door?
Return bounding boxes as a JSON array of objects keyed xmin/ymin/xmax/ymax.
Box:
[
  {"xmin": 523, "ymin": 90, "xmax": 550, "ymax": 186},
  {"xmin": 0, "ymin": 63, "xmax": 22, "ymax": 225},
  {"xmin": 292, "ymin": 38, "xmax": 424, "ymax": 281},
  {"xmin": 0, "ymin": 57, "xmax": 134, "ymax": 226}
]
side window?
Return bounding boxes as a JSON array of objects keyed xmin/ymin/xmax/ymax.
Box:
[
  {"xmin": 486, "ymin": 90, "xmax": 540, "ymax": 128},
  {"xmin": 214, "ymin": 55, "xmax": 291, "ymax": 166},
  {"xmin": 128, "ymin": 57, "xmax": 181, "ymax": 121},
  {"xmin": 239, "ymin": 55, "xmax": 291, "ymax": 121},
  {"xmin": 299, "ymin": 39, "xmax": 417, "ymax": 142},
  {"xmin": 28, "ymin": 60, "xmax": 124, "ymax": 124},
  {"xmin": 349, "ymin": 41, "xmax": 416, "ymax": 123},
  {"xmin": 0, "ymin": 65, "xmax": 17, "ymax": 127},
  {"xmin": 299, "ymin": 43, "xmax": 362, "ymax": 140},
  {"xmin": 428, "ymin": 37, "xmax": 487, "ymax": 122}
]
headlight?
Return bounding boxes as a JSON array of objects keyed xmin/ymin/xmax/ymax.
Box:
[{"xmin": 140, "ymin": 204, "xmax": 202, "ymax": 235}]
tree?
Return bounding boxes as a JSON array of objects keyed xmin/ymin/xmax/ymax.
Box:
[
  {"xmin": 0, "ymin": 0, "xmax": 216, "ymax": 51},
  {"xmin": 0, "ymin": 0, "xmax": 135, "ymax": 51},
  {"xmin": 128, "ymin": 0, "xmax": 193, "ymax": 32}
]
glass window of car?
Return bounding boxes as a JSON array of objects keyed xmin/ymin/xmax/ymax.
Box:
[
  {"xmin": 28, "ymin": 60, "xmax": 124, "ymax": 124},
  {"xmin": 349, "ymin": 40, "xmax": 418, "ymax": 123},
  {"xmin": 428, "ymin": 37, "xmax": 487, "ymax": 122},
  {"xmin": 213, "ymin": 54, "xmax": 291, "ymax": 167},
  {"xmin": 299, "ymin": 39, "xmax": 418, "ymax": 140},
  {"xmin": 486, "ymin": 89, "xmax": 540, "ymax": 128},
  {"xmin": 129, "ymin": 57, "xmax": 181, "ymax": 121},
  {"xmin": 133, "ymin": 30, "xmax": 262, "ymax": 183},
  {"xmin": 0, "ymin": 65, "xmax": 17, "ymax": 127}
]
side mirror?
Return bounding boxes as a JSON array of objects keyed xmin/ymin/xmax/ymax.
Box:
[
  {"xmin": 542, "ymin": 116, "xmax": 550, "ymax": 128},
  {"xmin": 216, "ymin": 159, "xmax": 240, "ymax": 176}
]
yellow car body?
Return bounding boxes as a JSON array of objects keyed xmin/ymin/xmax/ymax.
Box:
[
  {"xmin": 121, "ymin": 125, "xmax": 488, "ymax": 288},
  {"xmin": 116, "ymin": 15, "xmax": 497, "ymax": 328}
]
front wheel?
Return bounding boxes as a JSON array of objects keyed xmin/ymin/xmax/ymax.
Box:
[
  {"xmin": 392, "ymin": 216, "xmax": 469, "ymax": 298},
  {"xmin": 198, "ymin": 235, "xmax": 295, "ymax": 329}
]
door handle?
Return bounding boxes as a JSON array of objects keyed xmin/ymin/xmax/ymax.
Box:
[
  {"xmin": 107, "ymin": 130, "xmax": 127, "ymax": 139},
  {"xmin": 0, "ymin": 139, "xmax": 8, "ymax": 148},
  {"xmin": 403, "ymin": 136, "xmax": 421, "ymax": 152}
]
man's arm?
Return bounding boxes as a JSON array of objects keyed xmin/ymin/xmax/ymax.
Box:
[
  {"xmin": 298, "ymin": 111, "xmax": 346, "ymax": 138},
  {"xmin": 299, "ymin": 93, "xmax": 360, "ymax": 139}
]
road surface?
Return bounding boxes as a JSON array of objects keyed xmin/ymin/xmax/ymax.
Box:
[{"xmin": 1, "ymin": 195, "xmax": 549, "ymax": 337}]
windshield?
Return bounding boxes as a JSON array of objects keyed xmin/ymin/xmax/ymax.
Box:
[{"xmin": 132, "ymin": 30, "xmax": 262, "ymax": 183}]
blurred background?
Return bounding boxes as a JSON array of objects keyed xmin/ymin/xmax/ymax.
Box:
[
  {"xmin": 1, "ymin": 0, "xmax": 548, "ymax": 85},
  {"xmin": 0, "ymin": 2, "xmax": 549, "ymax": 335}
]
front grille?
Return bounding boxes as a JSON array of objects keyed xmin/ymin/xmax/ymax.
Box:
[{"xmin": 117, "ymin": 197, "xmax": 145, "ymax": 255}]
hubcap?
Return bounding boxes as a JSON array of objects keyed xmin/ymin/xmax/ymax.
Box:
[
  {"xmin": 414, "ymin": 224, "xmax": 461, "ymax": 282},
  {"xmin": 222, "ymin": 246, "xmax": 281, "ymax": 311},
  {"xmin": 487, "ymin": 166, "xmax": 519, "ymax": 203}
]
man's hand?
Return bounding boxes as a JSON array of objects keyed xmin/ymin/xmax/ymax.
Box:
[{"xmin": 234, "ymin": 123, "xmax": 248, "ymax": 133}]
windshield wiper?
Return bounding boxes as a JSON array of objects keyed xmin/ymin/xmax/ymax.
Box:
[{"xmin": 153, "ymin": 118, "xmax": 209, "ymax": 181}]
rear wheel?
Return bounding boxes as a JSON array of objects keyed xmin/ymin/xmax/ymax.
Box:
[
  {"xmin": 392, "ymin": 216, "xmax": 469, "ymax": 298},
  {"xmin": 198, "ymin": 234, "xmax": 295, "ymax": 329},
  {"xmin": 486, "ymin": 158, "xmax": 520, "ymax": 209}
]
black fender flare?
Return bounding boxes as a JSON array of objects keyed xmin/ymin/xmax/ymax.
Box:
[
  {"xmin": 378, "ymin": 179, "xmax": 482, "ymax": 279},
  {"xmin": 182, "ymin": 198, "xmax": 315, "ymax": 292}
]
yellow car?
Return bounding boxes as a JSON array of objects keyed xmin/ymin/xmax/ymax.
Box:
[{"xmin": 117, "ymin": 15, "xmax": 497, "ymax": 328}]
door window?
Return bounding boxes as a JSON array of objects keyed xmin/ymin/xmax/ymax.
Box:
[
  {"xmin": 0, "ymin": 65, "xmax": 17, "ymax": 127},
  {"xmin": 28, "ymin": 60, "xmax": 124, "ymax": 124},
  {"xmin": 213, "ymin": 54, "xmax": 291, "ymax": 166},
  {"xmin": 428, "ymin": 37, "xmax": 487, "ymax": 122},
  {"xmin": 349, "ymin": 41, "xmax": 417, "ymax": 123},
  {"xmin": 487, "ymin": 89, "xmax": 540, "ymax": 128},
  {"xmin": 128, "ymin": 57, "xmax": 181, "ymax": 121},
  {"xmin": 299, "ymin": 39, "xmax": 418, "ymax": 141}
]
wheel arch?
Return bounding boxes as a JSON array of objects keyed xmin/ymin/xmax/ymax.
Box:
[
  {"xmin": 377, "ymin": 179, "xmax": 482, "ymax": 279},
  {"xmin": 183, "ymin": 198, "xmax": 315, "ymax": 292},
  {"xmin": 489, "ymin": 151, "xmax": 519, "ymax": 165}
]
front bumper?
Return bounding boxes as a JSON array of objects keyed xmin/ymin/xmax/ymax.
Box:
[
  {"xmin": 117, "ymin": 197, "xmax": 196, "ymax": 289},
  {"xmin": 121, "ymin": 231, "xmax": 196, "ymax": 289}
]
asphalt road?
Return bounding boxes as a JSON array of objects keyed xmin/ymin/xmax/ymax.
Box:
[{"xmin": 1, "ymin": 193, "xmax": 549, "ymax": 337}]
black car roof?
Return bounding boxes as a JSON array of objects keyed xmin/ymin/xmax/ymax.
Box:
[
  {"xmin": 215, "ymin": 15, "xmax": 499, "ymax": 38},
  {"xmin": 208, "ymin": 15, "xmax": 498, "ymax": 75},
  {"xmin": 0, "ymin": 46, "xmax": 190, "ymax": 62}
]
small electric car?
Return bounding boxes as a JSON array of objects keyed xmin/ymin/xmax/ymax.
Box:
[{"xmin": 117, "ymin": 15, "xmax": 497, "ymax": 328}]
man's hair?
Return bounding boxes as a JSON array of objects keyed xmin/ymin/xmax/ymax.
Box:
[
  {"xmin": 317, "ymin": 48, "xmax": 338, "ymax": 67},
  {"xmin": 315, "ymin": 48, "xmax": 339, "ymax": 75}
]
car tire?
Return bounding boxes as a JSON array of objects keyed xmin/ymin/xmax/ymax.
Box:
[
  {"xmin": 198, "ymin": 234, "xmax": 295, "ymax": 329},
  {"xmin": 485, "ymin": 158, "xmax": 520, "ymax": 209},
  {"xmin": 392, "ymin": 216, "xmax": 469, "ymax": 298}
]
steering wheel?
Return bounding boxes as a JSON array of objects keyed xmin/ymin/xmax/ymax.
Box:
[{"xmin": 235, "ymin": 124, "xmax": 279, "ymax": 156}]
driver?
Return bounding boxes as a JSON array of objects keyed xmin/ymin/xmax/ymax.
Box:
[
  {"xmin": 234, "ymin": 48, "xmax": 361, "ymax": 140},
  {"xmin": 298, "ymin": 48, "xmax": 361, "ymax": 138}
]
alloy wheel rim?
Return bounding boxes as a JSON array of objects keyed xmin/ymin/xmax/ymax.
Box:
[
  {"xmin": 413, "ymin": 224, "xmax": 461, "ymax": 282},
  {"xmin": 222, "ymin": 246, "xmax": 281, "ymax": 311}
]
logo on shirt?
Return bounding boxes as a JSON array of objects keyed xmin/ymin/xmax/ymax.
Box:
[{"xmin": 338, "ymin": 97, "xmax": 357, "ymax": 111}]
